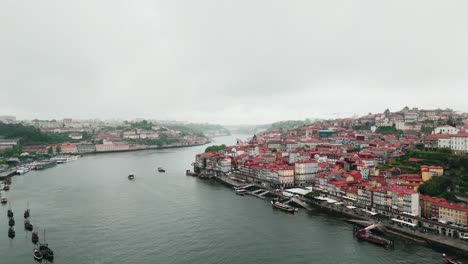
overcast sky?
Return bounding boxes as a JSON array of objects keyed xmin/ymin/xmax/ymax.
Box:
[{"xmin": 1, "ymin": 0, "xmax": 467, "ymax": 125}]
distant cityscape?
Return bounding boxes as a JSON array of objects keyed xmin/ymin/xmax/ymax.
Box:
[
  {"xmin": 0, "ymin": 116, "xmax": 231, "ymax": 156},
  {"xmin": 192, "ymin": 106, "xmax": 468, "ymax": 249}
]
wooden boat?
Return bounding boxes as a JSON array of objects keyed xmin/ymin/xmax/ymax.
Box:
[{"xmin": 33, "ymin": 248, "xmax": 43, "ymax": 262}]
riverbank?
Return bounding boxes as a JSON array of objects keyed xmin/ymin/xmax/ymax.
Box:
[
  {"xmin": 80, "ymin": 141, "xmax": 210, "ymax": 155},
  {"xmin": 206, "ymin": 170, "xmax": 468, "ymax": 254}
]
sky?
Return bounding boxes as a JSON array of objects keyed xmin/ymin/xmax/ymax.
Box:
[{"xmin": 1, "ymin": 0, "xmax": 468, "ymax": 125}]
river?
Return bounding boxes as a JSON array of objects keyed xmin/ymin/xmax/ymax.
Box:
[{"xmin": 0, "ymin": 134, "xmax": 461, "ymax": 264}]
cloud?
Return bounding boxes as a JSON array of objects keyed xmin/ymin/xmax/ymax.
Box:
[{"xmin": 1, "ymin": 0, "xmax": 467, "ymax": 124}]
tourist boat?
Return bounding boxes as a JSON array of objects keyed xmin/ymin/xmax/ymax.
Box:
[
  {"xmin": 32, "ymin": 230, "xmax": 39, "ymax": 244},
  {"xmin": 3, "ymin": 185, "xmax": 10, "ymax": 191},
  {"xmin": 1, "ymin": 197, "xmax": 7, "ymax": 204},
  {"xmin": 25, "ymin": 219, "xmax": 33, "ymax": 231},
  {"xmin": 34, "ymin": 161, "xmax": 57, "ymax": 170},
  {"xmin": 66, "ymin": 155, "xmax": 80, "ymax": 162},
  {"xmin": 33, "ymin": 248, "xmax": 43, "ymax": 262},
  {"xmin": 24, "ymin": 208, "xmax": 30, "ymax": 218},
  {"xmin": 9, "ymin": 217, "xmax": 15, "ymax": 227},
  {"xmin": 185, "ymin": 170, "xmax": 198, "ymax": 176},
  {"xmin": 158, "ymin": 167, "xmax": 165, "ymax": 173},
  {"xmin": 17, "ymin": 167, "xmax": 30, "ymax": 175},
  {"xmin": 39, "ymin": 230, "xmax": 54, "ymax": 261},
  {"xmin": 443, "ymin": 253, "xmax": 463, "ymax": 264},
  {"xmin": 8, "ymin": 227, "xmax": 15, "ymax": 238},
  {"xmin": 270, "ymin": 200, "xmax": 297, "ymax": 213},
  {"xmin": 128, "ymin": 174, "xmax": 135, "ymax": 180}
]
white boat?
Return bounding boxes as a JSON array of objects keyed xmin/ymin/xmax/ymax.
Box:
[
  {"xmin": 16, "ymin": 167, "xmax": 31, "ymax": 175},
  {"xmin": 66, "ymin": 155, "xmax": 80, "ymax": 162},
  {"xmin": 51, "ymin": 157, "xmax": 68, "ymax": 164}
]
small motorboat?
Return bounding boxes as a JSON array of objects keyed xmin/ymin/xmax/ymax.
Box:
[
  {"xmin": 33, "ymin": 248, "xmax": 43, "ymax": 262},
  {"xmin": 8, "ymin": 227, "xmax": 15, "ymax": 238},
  {"xmin": 7, "ymin": 208, "xmax": 13, "ymax": 218},
  {"xmin": 234, "ymin": 188, "xmax": 247, "ymax": 196},
  {"xmin": 32, "ymin": 231, "xmax": 39, "ymax": 244},
  {"xmin": 1, "ymin": 197, "xmax": 7, "ymax": 204},
  {"xmin": 9, "ymin": 217, "xmax": 15, "ymax": 227},
  {"xmin": 25, "ymin": 220, "xmax": 33, "ymax": 231},
  {"xmin": 24, "ymin": 209, "xmax": 30, "ymax": 218},
  {"xmin": 128, "ymin": 174, "xmax": 135, "ymax": 180},
  {"xmin": 3, "ymin": 185, "xmax": 10, "ymax": 191},
  {"xmin": 271, "ymin": 200, "xmax": 297, "ymax": 213},
  {"xmin": 443, "ymin": 253, "xmax": 463, "ymax": 264},
  {"xmin": 158, "ymin": 167, "xmax": 165, "ymax": 173}
]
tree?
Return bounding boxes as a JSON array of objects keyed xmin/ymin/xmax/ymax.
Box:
[
  {"xmin": 270, "ymin": 148, "xmax": 278, "ymax": 152},
  {"xmin": 47, "ymin": 147, "xmax": 53, "ymax": 155},
  {"xmin": 56, "ymin": 145, "xmax": 61, "ymax": 154},
  {"xmin": 2, "ymin": 145, "xmax": 22, "ymax": 158},
  {"xmin": 205, "ymin": 144, "xmax": 226, "ymax": 152}
]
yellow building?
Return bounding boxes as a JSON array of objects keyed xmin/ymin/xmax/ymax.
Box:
[{"xmin": 421, "ymin": 165, "xmax": 444, "ymax": 182}]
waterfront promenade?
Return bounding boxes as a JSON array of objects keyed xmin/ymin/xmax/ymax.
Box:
[{"xmin": 209, "ymin": 171, "xmax": 468, "ymax": 254}]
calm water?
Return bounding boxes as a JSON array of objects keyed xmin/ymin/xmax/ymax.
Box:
[{"xmin": 0, "ymin": 135, "xmax": 458, "ymax": 264}]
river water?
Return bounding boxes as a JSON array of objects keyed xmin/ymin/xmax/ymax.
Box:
[{"xmin": 0, "ymin": 135, "xmax": 461, "ymax": 264}]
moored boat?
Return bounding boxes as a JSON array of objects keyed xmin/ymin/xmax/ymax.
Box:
[
  {"xmin": 39, "ymin": 230, "xmax": 54, "ymax": 261},
  {"xmin": 25, "ymin": 219, "xmax": 33, "ymax": 231},
  {"xmin": 1, "ymin": 197, "xmax": 7, "ymax": 204},
  {"xmin": 270, "ymin": 200, "xmax": 296, "ymax": 213},
  {"xmin": 158, "ymin": 167, "xmax": 165, "ymax": 173},
  {"xmin": 235, "ymin": 188, "xmax": 247, "ymax": 196},
  {"xmin": 32, "ymin": 231, "xmax": 39, "ymax": 244},
  {"xmin": 8, "ymin": 227, "xmax": 15, "ymax": 238},
  {"xmin": 9, "ymin": 217, "xmax": 15, "ymax": 227},
  {"xmin": 8, "ymin": 208, "xmax": 13, "ymax": 218},
  {"xmin": 443, "ymin": 253, "xmax": 463, "ymax": 264},
  {"xmin": 17, "ymin": 167, "xmax": 31, "ymax": 175},
  {"xmin": 354, "ymin": 225, "xmax": 394, "ymax": 249},
  {"xmin": 185, "ymin": 170, "xmax": 198, "ymax": 176},
  {"xmin": 24, "ymin": 208, "xmax": 30, "ymax": 218},
  {"xmin": 33, "ymin": 248, "xmax": 43, "ymax": 262},
  {"xmin": 128, "ymin": 174, "xmax": 135, "ymax": 180},
  {"xmin": 34, "ymin": 161, "xmax": 57, "ymax": 170},
  {"xmin": 3, "ymin": 185, "xmax": 10, "ymax": 191}
]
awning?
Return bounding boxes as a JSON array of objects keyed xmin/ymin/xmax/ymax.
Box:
[
  {"xmin": 391, "ymin": 218, "xmax": 417, "ymax": 227},
  {"xmin": 346, "ymin": 206, "xmax": 357, "ymax": 209},
  {"xmin": 402, "ymin": 212, "xmax": 417, "ymax": 217},
  {"xmin": 342, "ymin": 196, "xmax": 357, "ymax": 201}
]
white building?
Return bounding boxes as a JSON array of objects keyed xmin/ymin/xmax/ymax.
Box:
[
  {"xmin": 450, "ymin": 133, "xmax": 468, "ymax": 152},
  {"xmin": 403, "ymin": 192, "xmax": 420, "ymax": 217},
  {"xmin": 220, "ymin": 158, "xmax": 232, "ymax": 172},
  {"xmin": 433, "ymin": 125, "xmax": 460, "ymax": 135}
]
